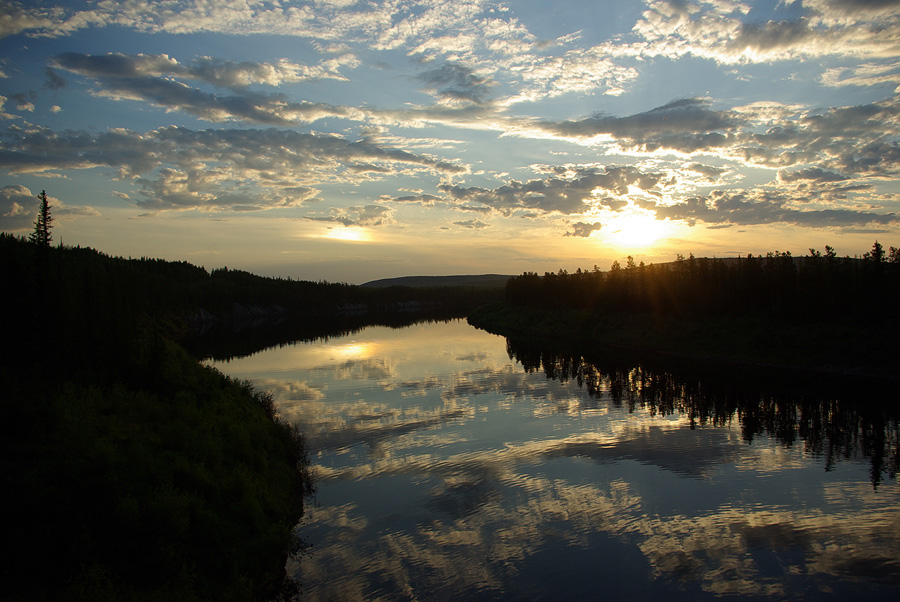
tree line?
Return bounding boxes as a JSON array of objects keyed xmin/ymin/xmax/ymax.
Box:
[
  {"xmin": 0, "ymin": 190, "xmax": 504, "ymax": 600},
  {"xmin": 505, "ymin": 242, "xmax": 900, "ymax": 324}
]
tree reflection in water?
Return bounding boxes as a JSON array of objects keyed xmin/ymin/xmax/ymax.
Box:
[{"xmin": 505, "ymin": 338, "xmax": 899, "ymax": 489}]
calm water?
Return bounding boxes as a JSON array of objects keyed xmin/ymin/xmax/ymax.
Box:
[{"xmin": 208, "ymin": 319, "xmax": 900, "ymax": 601}]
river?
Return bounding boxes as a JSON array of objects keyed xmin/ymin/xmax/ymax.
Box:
[{"xmin": 207, "ymin": 318, "xmax": 899, "ymax": 601}]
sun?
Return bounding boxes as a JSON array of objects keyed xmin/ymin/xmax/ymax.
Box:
[
  {"xmin": 323, "ymin": 227, "xmax": 371, "ymax": 242},
  {"xmin": 605, "ymin": 212, "xmax": 675, "ymax": 249}
]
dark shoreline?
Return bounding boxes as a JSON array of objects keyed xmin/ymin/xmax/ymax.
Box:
[{"xmin": 467, "ymin": 303, "xmax": 900, "ymax": 384}]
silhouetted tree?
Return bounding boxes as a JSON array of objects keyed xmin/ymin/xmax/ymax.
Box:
[
  {"xmin": 890, "ymin": 246, "xmax": 900, "ymax": 264},
  {"xmin": 29, "ymin": 190, "xmax": 52, "ymax": 248},
  {"xmin": 864, "ymin": 240, "xmax": 885, "ymax": 264}
]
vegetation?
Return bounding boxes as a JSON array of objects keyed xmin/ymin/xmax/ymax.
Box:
[
  {"xmin": 0, "ymin": 233, "xmax": 317, "ymax": 601},
  {"xmin": 0, "ymin": 218, "xmax": 506, "ymax": 600},
  {"xmin": 470, "ymin": 243, "xmax": 900, "ymax": 377},
  {"xmin": 28, "ymin": 189, "xmax": 52, "ymax": 248}
]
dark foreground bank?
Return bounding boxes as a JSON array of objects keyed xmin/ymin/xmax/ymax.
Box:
[{"xmin": 1, "ymin": 235, "xmax": 317, "ymax": 601}]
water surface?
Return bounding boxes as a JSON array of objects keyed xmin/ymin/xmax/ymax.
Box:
[{"xmin": 209, "ymin": 319, "xmax": 899, "ymax": 600}]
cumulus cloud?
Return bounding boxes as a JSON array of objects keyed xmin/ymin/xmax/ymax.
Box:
[
  {"xmin": 631, "ymin": 0, "xmax": 900, "ymax": 64},
  {"xmin": 540, "ymin": 98, "xmax": 744, "ymax": 152},
  {"xmin": 685, "ymin": 163, "xmax": 728, "ymax": 181},
  {"xmin": 453, "ymin": 219, "xmax": 489, "ymax": 229},
  {"xmin": 532, "ymin": 95, "xmax": 900, "ymax": 192},
  {"xmin": 52, "ymin": 52, "xmax": 348, "ymax": 89},
  {"xmin": 436, "ymin": 166, "xmax": 662, "ymax": 216},
  {"xmin": 734, "ymin": 99, "xmax": 900, "ymax": 174},
  {"xmin": 10, "ymin": 93, "xmax": 35, "ymax": 112},
  {"xmin": 2, "ymin": 0, "xmax": 498, "ymax": 48},
  {"xmin": 42, "ymin": 67, "xmax": 66, "ymax": 90},
  {"xmin": 510, "ymin": 48, "xmax": 640, "ymax": 102},
  {"xmin": 821, "ymin": 62, "xmax": 900, "ymax": 94},
  {"xmin": 778, "ymin": 167, "xmax": 850, "ymax": 183},
  {"xmin": 51, "ymin": 52, "xmax": 362, "ymax": 125},
  {"xmin": 418, "ymin": 62, "xmax": 495, "ymax": 105},
  {"xmin": 648, "ymin": 188, "xmax": 898, "ymax": 228},
  {"xmin": 564, "ymin": 221, "xmax": 603, "ymax": 238},
  {"xmin": 0, "ymin": 184, "xmax": 36, "ymax": 230},
  {"xmin": 3, "ymin": 1, "xmax": 638, "ymax": 108},
  {"xmin": 309, "ymin": 204, "xmax": 394, "ymax": 227},
  {"xmin": 0, "ymin": 184, "xmax": 98, "ymax": 231},
  {"xmin": 0, "ymin": 96, "xmax": 17, "ymax": 120},
  {"xmin": 0, "ymin": 124, "xmax": 465, "ymax": 211}
]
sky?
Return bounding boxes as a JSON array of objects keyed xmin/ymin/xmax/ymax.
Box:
[{"xmin": 1, "ymin": 0, "xmax": 899, "ymax": 283}]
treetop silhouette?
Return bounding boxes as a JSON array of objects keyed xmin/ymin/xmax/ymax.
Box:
[{"xmin": 29, "ymin": 190, "xmax": 52, "ymax": 248}]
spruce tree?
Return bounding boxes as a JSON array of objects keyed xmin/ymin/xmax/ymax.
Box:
[{"xmin": 29, "ymin": 190, "xmax": 52, "ymax": 248}]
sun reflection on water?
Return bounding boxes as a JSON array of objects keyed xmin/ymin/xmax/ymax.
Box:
[{"xmin": 212, "ymin": 320, "xmax": 900, "ymax": 601}]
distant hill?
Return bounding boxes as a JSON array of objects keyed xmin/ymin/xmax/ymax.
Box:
[{"xmin": 361, "ymin": 274, "xmax": 513, "ymax": 289}]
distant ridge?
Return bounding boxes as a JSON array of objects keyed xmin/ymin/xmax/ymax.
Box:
[{"xmin": 361, "ymin": 274, "xmax": 513, "ymax": 289}]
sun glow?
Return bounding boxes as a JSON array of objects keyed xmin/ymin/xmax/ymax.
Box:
[
  {"xmin": 605, "ymin": 213, "xmax": 676, "ymax": 249},
  {"xmin": 324, "ymin": 227, "xmax": 371, "ymax": 242}
]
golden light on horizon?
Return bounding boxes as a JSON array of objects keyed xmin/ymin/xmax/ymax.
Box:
[
  {"xmin": 604, "ymin": 212, "xmax": 678, "ymax": 250},
  {"xmin": 323, "ymin": 227, "xmax": 372, "ymax": 242}
]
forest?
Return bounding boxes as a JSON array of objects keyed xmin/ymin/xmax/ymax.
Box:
[
  {"xmin": 0, "ymin": 231, "xmax": 501, "ymax": 602},
  {"xmin": 471, "ymin": 242, "xmax": 900, "ymax": 377}
]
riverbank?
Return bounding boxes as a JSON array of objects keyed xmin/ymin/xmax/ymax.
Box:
[
  {"xmin": 468, "ymin": 303, "xmax": 899, "ymax": 381},
  {"xmin": 1, "ymin": 235, "xmax": 312, "ymax": 601}
]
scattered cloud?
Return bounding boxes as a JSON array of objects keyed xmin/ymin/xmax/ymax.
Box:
[
  {"xmin": 418, "ymin": 62, "xmax": 496, "ymax": 105},
  {"xmin": 0, "ymin": 0, "xmax": 898, "ymax": 254},
  {"xmin": 538, "ymin": 98, "xmax": 744, "ymax": 153},
  {"xmin": 0, "ymin": 184, "xmax": 98, "ymax": 231},
  {"xmin": 437, "ymin": 165, "xmax": 660, "ymax": 216},
  {"xmin": 565, "ymin": 221, "xmax": 603, "ymax": 238},
  {"xmin": 630, "ymin": 0, "xmax": 900, "ymax": 64},
  {"xmin": 42, "ymin": 67, "xmax": 66, "ymax": 90},
  {"xmin": 648, "ymin": 188, "xmax": 898, "ymax": 228},
  {"xmin": 453, "ymin": 218, "xmax": 489, "ymax": 229},
  {"xmin": 52, "ymin": 52, "xmax": 349, "ymax": 89},
  {"xmin": 0, "ymin": 124, "xmax": 466, "ymax": 211},
  {"xmin": 308, "ymin": 204, "xmax": 394, "ymax": 227}
]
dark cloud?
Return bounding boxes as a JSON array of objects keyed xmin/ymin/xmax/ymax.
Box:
[
  {"xmin": 52, "ymin": 52, "xmax": 175, "ymax": 79},
  {"xmin": 437, "ymin": 166, "xmax": 658, "ymax": 216},
  {"xmin": 391, "ymin": 193, "xmax": 444, "ymax": 204},
  {"xmin": 52, "ymin": 52, "xmax": 338, "ymax": 89},
  {"xmin": 541, "ymin": 98, "xmax": 743, "ymax": 152},
  {"xmin": 43, "ymin": 67, "xmax": 66, "ymax": 90},
  {"xmin": 832, "ymin": 139, "xmax": 900, "ymax": 175},
  {"xmin": 778, "ymin": 167, "xmax": 850, "ymax": 183},
  {"xmin": 650, "ymin": 188, "xmax": 898, "ymax": 228},
  {"xmin": 733, "ymin": 99, "xmax": 900, "ymax": 176},
  {"xmin": 564, "ymin": 221, "xmax": 603, "ymax": 238},
  {"xmin": 0, "ymin": 124, "xmax": 463, "ymax": 211},
  {"xmin": 812, "ymin": 0, "xmax": 900, "ymax": 17},
  {"xmin": 418, "ymin": 63, "xmax": 494, "ymax": 104},
  {"xmin": 308, "ymin": 204, "xmax": 393, "ymax": 227},
  {"xmin": 453, "ymin": 219, "xmax": 489, "ymax": 229},
  {"xmin": 686, "ymin": 163, "xmax": 727, "ymax": 180},
  {"xmin": 52, "ymin": 52, "xmax": 356, "ymax": 125},
  {"xmin": 732, "ymin": 19, "xmax": 814, "ymax": 53},
  {"xmin": 102, "ymin": 75, "xmax": 349, "ymax": 125}
]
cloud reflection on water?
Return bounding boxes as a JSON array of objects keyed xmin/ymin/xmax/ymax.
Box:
[{"xmin": 212, "ymin": 320, "xmax": 899, "ymax": 600}]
